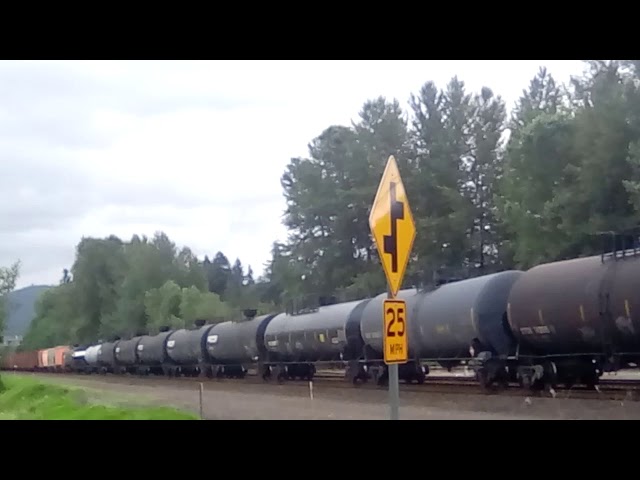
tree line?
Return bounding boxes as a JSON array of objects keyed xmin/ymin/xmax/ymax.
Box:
[{"xmin": 8, "ymin": 60, "xmax": 640, "ymax": 350}]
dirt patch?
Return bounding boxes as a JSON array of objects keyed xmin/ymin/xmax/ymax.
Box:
[{"xmin": 17, "ymin": 373, "xmax": 640, "ymax": 420}]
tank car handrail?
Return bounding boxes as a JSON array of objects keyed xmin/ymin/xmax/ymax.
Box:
[{"xmin": 595, "ymin": 229, "xmax": 640, "ymax": 262}]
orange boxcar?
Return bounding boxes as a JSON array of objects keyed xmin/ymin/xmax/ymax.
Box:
[
  {"xmin": 47, "ymin": 348, "xmax": 55, "ymax": 367},
  {"xmin": 53, "ymin": 346, "xmax": 70, "ymax": 370},
  {"xmin": 38, "ymin": 349, "xmax": 48, "ymax": 369}
]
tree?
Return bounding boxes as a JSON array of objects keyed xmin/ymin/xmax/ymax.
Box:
[
  {"xmin": 21, "ymin": 283, "xmax": 78, "ymax": 350},
  {"xmin": 60, "ymin": 268, "xmax": 71, "ymax": 284},
  {"xmin": 277, "ymin": 97, "xmax": 413, "ymax": 301},
  {"xmin": 70, "ymin": 235, "xmax": 126, "ymax": 342},
  {"xmin": 496, "ymin": 111, "xmax": 579, "ymax": 267},
  {"xmin": 406, "ymin": 78, "xmax": 475, "ymax": 281},
  {"xmin": 144, "ymin": 280, "xmax": 182, "ymax": 332},
  {"xmin": 204, "ymin": 252, "xmax": 231, "ymax": 296},
  {"xmin": 0, "ymin": 260, "xmax": 20, "ymax": 390},
  {"xmin": 24, "ymin": 231, "xmax": 240, "ymax": 345},
  {"xmin": 0, "ymin": 260, "xmax": 20, "ymax": 340},
  {"xmin": 462, "ymin": 86, "xmax": 507, "ymax": 271}
]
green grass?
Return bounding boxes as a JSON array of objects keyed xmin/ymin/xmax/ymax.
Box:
[{"xmin": 0, "ymin": 374, "xmax": 199, "ymax": 420}]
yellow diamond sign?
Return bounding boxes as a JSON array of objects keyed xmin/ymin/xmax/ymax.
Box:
[{"xmin": 369, "ymin": 155, "xmax": 416, "ymax": 297}]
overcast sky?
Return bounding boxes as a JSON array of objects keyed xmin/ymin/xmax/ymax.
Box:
[{"xmin": 1, "ymin": 60, "xmax": 587, "ymax": 289}]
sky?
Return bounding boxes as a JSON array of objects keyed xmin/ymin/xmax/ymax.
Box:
[{"xmin": 0, "ymin": 60, "xmax": 587, "ymax": 290}]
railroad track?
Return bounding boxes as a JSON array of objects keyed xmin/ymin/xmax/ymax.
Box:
[{"xmin": 9, "ymin": 369, "xmax": 640, "ymax": 403}]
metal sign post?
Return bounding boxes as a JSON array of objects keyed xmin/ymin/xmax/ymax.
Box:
[
  {"xmin": 369, "ymin": 155, "xmax": 416, "ymax": 420},
  {"xmin": 383, "ymin": 297, "xmax": 407, "ymax": 419}
]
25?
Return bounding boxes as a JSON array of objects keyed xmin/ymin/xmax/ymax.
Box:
[{"xmin": 386, "ymin": 306, "xmax": 405, "ymax": 337}]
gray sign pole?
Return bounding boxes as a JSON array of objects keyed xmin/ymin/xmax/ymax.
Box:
[
  {"xmin": 388, "ymin": 288, "xmax": 400, "ymax": 420},
  {"xmin": 389, "ymin": 366, "xmax": 400, "ymax": 420}
]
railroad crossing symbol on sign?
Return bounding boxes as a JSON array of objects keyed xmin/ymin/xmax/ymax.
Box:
[
  {"xmin": 369, "ymin": 155, "xmax": 416, "ymax": 298},
  {"xmin": 383, "ymin": 299, "xmax": 408, "ymax": 364}
]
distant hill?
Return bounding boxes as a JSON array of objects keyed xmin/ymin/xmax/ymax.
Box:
[{"xmin": 4, "ymin": 285, "xmax": 53, "ymax": 336}]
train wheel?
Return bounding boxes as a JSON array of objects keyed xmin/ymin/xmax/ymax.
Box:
[
  {"xmin": 529, "ymin": 379, "xmax": 545, "ymax": 392},
  {"xmin": 584, "ymin": 374, "xmax": 598, "ymax": 390},
  {"xmin": 476, "ymin": 369, "xmax": 492, "ymax": 391}
]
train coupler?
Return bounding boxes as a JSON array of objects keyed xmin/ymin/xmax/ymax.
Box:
[
  {"xmin": 516, "ymin": 365, "xmax": 545, "ymax": 390},
  {"xmin": 470, "ymin": 352, "xmax": 510, "ymax": 389},
  {"xmin": 346, "ymin": 361, "xmax": 368, "ymax": 385},
  {"xmin": 400, "ymin": 361, "xmax": 426, "ymax": 384}
]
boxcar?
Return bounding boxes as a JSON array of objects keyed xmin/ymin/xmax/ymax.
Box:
[
  {"xmin": 53, "ymin": 346, "xmax": 70, "ymax": 372},
  {"xmin": 1, "ymin": 350, "xmax": 39, "ymax": 371}
]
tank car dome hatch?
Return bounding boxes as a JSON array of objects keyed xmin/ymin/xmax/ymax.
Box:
[
  {"xmin": 159, "ymin": 326, "xmax": 171, "ymax": 333},
  {"xmin": 318, "ymin": 296, "xmax": 338, "ymax": 307},
  {"xmin": 243, "ymin": 309, "xmax": 258, "ymax": 319},
  {"xmin": 194, "ymin": 319, "xmax": 207, "ymax": 327}
]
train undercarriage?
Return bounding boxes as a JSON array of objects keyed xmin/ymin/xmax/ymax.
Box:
[
  {"xmin": 16, "ymin": 350, "xmax": 640, "ymax": 397},
  {"xmin": 469, "ymin": 350, "xmax": 608, "ymax": 391},
  {"xmin": 260, "ymin": 362, "xmax": 317, "ymax": 382},
  {"xmin": 147, "ymin": 363, "xmax": 250, "ymax": 379},
  {"xmin": 345, "ymin": 360, "xmax": 428, "ymax": 386}
]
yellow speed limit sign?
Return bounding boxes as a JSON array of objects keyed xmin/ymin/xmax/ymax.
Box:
[{"xmin": 383, "ymin": 299, "xmax": 408, "ymax": 364}]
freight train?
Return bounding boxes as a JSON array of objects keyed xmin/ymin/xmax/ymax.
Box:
[{"xmin": 4, "ymin": 238, "xmax": 640, "ymax": 393}]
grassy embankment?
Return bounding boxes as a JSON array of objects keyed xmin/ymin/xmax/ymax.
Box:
[{"xmin": 0, "ymin": 374, "xmax": 198, "ymax": 420}]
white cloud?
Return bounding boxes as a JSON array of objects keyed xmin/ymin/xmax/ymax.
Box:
[{"xmin": 0, "ymin": 60, "xmax": 586, "ymax": 289}]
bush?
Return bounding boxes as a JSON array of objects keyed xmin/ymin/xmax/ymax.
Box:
[{"xmin": 0, "ymin": 375, "xmax": 198, "ymax": 420}]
